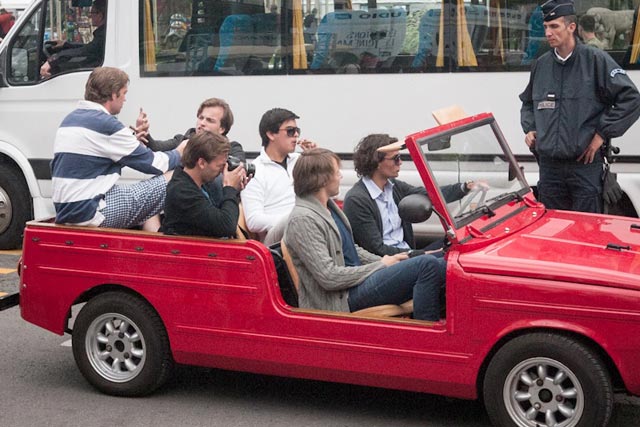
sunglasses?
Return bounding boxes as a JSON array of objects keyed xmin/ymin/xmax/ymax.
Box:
[
  {"xmin": 383, "ymin": 154, "xmax": 401, "ymax": 165},
  {"xmin": 279, "ymin": 127, "xmax": 301, "ymax": 137}
]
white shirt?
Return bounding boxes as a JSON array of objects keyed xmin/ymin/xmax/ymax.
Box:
[
  {"xmin": 241, "ymin": 148, "xmax": 300, "ymax": 239},
  {"xmin": 362, "ymin": 177, "xmax": 410, "ymax": 250}
]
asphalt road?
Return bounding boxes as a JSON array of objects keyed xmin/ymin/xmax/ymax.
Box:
[{"xmin": 1, "ymin": 251, "xmax": 640, "ymax": 427}]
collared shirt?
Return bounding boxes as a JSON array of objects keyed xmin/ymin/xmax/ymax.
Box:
[
  {"xmin": 362, "ymin": 177, "xmax": 410, "ymax": 250},
  {"xmin": 554, "ymin": 48, "xmax": 573, "ymax": 62}
]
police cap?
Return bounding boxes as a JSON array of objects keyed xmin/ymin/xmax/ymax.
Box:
[{"xmin": 541, "ymin": 0, "xmax": 576, "ymax": 22}]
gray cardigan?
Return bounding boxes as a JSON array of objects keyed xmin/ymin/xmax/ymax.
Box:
[{"xmin": 283, "ymin": 195, "xmax": 384, "ymax": 312}]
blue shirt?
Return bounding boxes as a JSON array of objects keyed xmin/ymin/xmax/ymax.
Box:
[
  {"xmin": 362, "ymin": 177, "xmax": 410, "ymax": 250},
  {"xmin": 330, "ymin": 209, "xmax": 361, "ymax": 267}
]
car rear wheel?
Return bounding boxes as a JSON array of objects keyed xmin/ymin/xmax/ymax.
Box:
[
  {"xmin": 72, "ymin": 292, "xmax": 174, "ymax": 396},
  {"xmin": 483, "ymin": 333, "xmax": 612, "ymax": 427}
]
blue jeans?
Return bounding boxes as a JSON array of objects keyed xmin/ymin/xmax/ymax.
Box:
[
  {"xmin": 348, "ymin": 255, "xmax": 446, "ymax": 321},
  {"xmin": 538, "ymin": 160, "xmax": 603, "ymax": 213}
]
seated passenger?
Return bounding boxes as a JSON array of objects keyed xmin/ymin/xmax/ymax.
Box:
[
  {"xmin": 40, "ymin": 0, "xmax": 107, "ymax": 78},
  {"xmin": 139, "ymin": 97, "xmax": 247, "ymax": 206},
  {"xmin": 343, "ymin": 134, "xmax": 474, "ymax": 256},
  {"xmin": 241, "ymin": 108, "xmax": 315, "ymax": 246},
  {"xmin": 51, "ymin": 67, "xmax": 184, "ymax": 230},
  {"xmin": 162, "ymin": 131, "xmax": 248, "ymax": 237},
  {"xmin": 283, "ymin": 148, "xmax": 446, "ymax": 322}
]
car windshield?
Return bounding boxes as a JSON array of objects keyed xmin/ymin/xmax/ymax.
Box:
[{"xmin": 415, "ymin": 117, "xmax": 530, "ymax": 229}]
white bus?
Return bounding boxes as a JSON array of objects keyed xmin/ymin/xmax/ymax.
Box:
[{"xmin": 1, "ymin": 0, "xmax": 639, "ymax": 249}]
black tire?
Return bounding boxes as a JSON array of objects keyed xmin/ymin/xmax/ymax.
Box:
[
  {"xmin": 72, "ymin": 292, "xmax": 174, "ymax": 396},
  {"xmin": 483, "ymin": 333, "xmax": 613, "ymax": 427},
  {"xmin": 0, "ymin": 161, "xmax": 31, "ymax": 249}
]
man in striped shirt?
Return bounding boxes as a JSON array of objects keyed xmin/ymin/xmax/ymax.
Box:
[{"xmin": 51, "ymin": 67, "xmax": 185, "ymax": 230}]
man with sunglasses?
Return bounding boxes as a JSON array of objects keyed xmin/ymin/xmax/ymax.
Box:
[
  {"xmin": 241, "ymin": 108, "xmax": 315, "ymax": 245},
  {"xmin": 343, "ymin": 134, "xmax": 473, "ymax": 257}
]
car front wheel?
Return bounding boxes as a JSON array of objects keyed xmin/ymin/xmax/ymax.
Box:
[
  {"xmin": 72, "ymin": 292, "xmax": 174, "ymax": 396},
  {"xmin": 483, "ymin": 332, "xmax": 613, "ymax": 427}
]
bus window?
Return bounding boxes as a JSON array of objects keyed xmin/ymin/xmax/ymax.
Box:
[
  {"xmin": 143, "ymin": 0, "xmax": 283, "ymax": 76},
  {"xmin": 7, "ymin": 0, "xmax": 106, "ymax": 84},
  {"xmin": 454, "ymin": 0, "xmax": 640, "ymax": 72},
  {"xmin": 40, "ymin": 0, "xmax": 106, "ymax": 78}
]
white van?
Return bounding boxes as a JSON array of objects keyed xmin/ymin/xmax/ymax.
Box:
[{"xmin": 1, "ymin": 0, "xmax": 640, "ymax": 249}]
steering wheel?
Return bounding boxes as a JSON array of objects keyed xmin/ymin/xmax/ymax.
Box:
[
  {"xmin": 43, "ymin": 40, "xmax": 60, "ymax": 58},
  {"xmin": 455, "ymin": 184, "xmax": 489, "ymax": 217}
]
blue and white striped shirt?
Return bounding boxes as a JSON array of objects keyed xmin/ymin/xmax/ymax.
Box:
[{"xmin": 51, "ymin": 100, "xmax": 180, "ymax": 226}]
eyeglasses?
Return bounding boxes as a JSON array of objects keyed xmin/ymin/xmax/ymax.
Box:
[
  {"xmin": 279, "ymin": 127, "xmax": 301, "ymax": 137},
  {"xmin": 383, "ymin": 154, "xmax": 401, "ymax": 165}
]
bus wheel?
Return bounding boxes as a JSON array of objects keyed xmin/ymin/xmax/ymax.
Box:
[
  {"xmin": 72, "ymin": 292, "xmax": 174, "ymax": 396},
  {"xmin": 0, "ymin": 162, "xmax": 31, "ymax": 249},
  {"xmin": 483, "ymin": 333, "xmax": 613, "ymax": 427}
]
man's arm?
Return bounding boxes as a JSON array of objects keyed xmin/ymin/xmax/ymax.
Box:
[
  {"xmin": 519, "ymin": 61, "xmax": 538, "ymax": 135},
  {"xmin": 107, "ymin": 126, "xmax": 181, "ymax": 175},
  {"xmin": 595, "ymin": 53, "xmax": 640, "ymax": 140}
]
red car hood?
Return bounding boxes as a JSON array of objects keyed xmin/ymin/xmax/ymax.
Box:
[{"xmin": 458, "ymin": 210, "xmax": 640, "ymax": 290}]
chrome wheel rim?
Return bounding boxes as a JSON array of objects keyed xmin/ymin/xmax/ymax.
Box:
[
  {"xmin": 503, "ymin": 357, "xmax": 584, "ymax": 427},
  {"xmin": 0, "ymin": 184, "xmax": 12, "ymax": 234},
  {"xmin": 84, "ymin": 313, "xmax": 146, "ymax": 383}
]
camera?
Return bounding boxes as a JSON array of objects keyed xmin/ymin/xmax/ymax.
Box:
[{"xmin": 227, "ymin": 155, "xmax": 255, "ymax": 177}]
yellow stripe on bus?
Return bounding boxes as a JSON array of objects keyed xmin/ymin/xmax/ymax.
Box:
[{"xmin": 0, "ymin": 268, "xmax": 17, "ymax": 274}]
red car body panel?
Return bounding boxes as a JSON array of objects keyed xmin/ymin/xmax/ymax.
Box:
[{"xmin": 17, "ymin": 113, "xmax": 640, "ymax": 401}]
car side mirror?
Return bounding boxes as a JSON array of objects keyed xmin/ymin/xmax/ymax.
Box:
[{"xmin": 398, "ymin": 194, "xmax": 433, "ymax": 223}]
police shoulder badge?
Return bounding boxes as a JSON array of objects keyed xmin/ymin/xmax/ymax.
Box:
[{"xmin": 610, "ymin": 68, "xmax": 627, "ymax": 78}]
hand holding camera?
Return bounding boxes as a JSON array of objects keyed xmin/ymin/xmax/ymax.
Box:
[{"xmin": 224, "ymin": 156, "xmax": 254, "ymax": 191}]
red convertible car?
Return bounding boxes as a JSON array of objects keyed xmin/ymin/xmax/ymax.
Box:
[{"xmin": 2, "ymin": 113, "xmax": 640, "ymax": 427}]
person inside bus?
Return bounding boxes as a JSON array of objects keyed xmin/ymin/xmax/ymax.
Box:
[
  {"xmin": 51, "ymin": 67, "xmax": 185, "ymax": 231},
  {"xmin": 283, "ymin": 148, "xmax": 446, "ymax": 322},
  {"xmin": 137, "ymin": 97, "xmax": 247, "ymax": 206},
  {"xmin": 40, "ymin": 0, "xmax": 107, "ymax": 79},
  {"xmin": 578, "ymin": 15, "xmax": 606, "ymax": 50},
  {"xmin": 240, "ymin": 108, "xmax": 315, "ymax": 246},
  {"xmin": 343, "ymin": 134, "xmax": 475, "ymax": 257},
  {"xmin": 162, "ymin": 131, "xmax": 249, "ymax": 237}
]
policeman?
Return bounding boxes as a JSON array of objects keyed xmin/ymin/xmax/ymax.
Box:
[{"xmin": 520, "ymin": 0, "xmax": 640, "ymax": 213}]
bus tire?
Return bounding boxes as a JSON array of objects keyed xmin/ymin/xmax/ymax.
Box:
[
  {"xmin": 483, "ymin": 332, "xmax": 612, "ymax": 427},
  {"xmin": 72, "ymin": 291, "xmax": 174, "ymax": 396},
  {"xmin": 0, "ymin": 162, "xmax": 31, "ymax": 249}
]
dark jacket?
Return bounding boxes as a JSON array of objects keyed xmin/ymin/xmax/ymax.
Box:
[
  {"xmin": 49, "ymin": 25, "xmax": 106, "ymax": 73},
  {"xmin": 343, "ymin": 178, "xmax": 465, "ymax": 256},
  {"xmin": 163, "ymin": 166, "xmax": 239, "ymax": 237},
  {"xmin": 147, "ymin": 128, "xmax": 246, "ymax": 162},
  {"xmin": 520, "ymin": 42, "xmax": 640, "ymax": 161}
]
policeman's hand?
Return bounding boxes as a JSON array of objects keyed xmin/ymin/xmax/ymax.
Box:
[
  {"xmin": 577, "ymin": 134, "xmax": 605, "ymax": 164},
  {"xmin": 380, "ymin": 252, "xmax": 409, "ymax": 267},
  {"xmin": 223, "ymin": 163, "xmax": 247, "ymax": 192},
  {"xmin": 524, "ymin": 131, "xmax": 537, "ymax": 149}
]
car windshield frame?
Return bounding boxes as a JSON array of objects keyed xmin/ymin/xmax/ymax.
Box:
[{"xmin": 404, "ymin": 113, "xmax": 531, "ymax": 234}]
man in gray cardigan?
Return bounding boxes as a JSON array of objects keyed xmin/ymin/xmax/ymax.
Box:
[{"xmin": 283, "ymin": 148, "xmax": 446, "ymax": 321}]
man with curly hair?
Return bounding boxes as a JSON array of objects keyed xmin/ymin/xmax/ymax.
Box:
[{"xmin": 343, "ymin": 134, "xmax": 473, "ymax": 256}]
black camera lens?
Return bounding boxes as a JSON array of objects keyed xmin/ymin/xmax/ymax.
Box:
[{"xmin": 227, "ymin": 156, "xmax": 256, "ymax": 176}]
